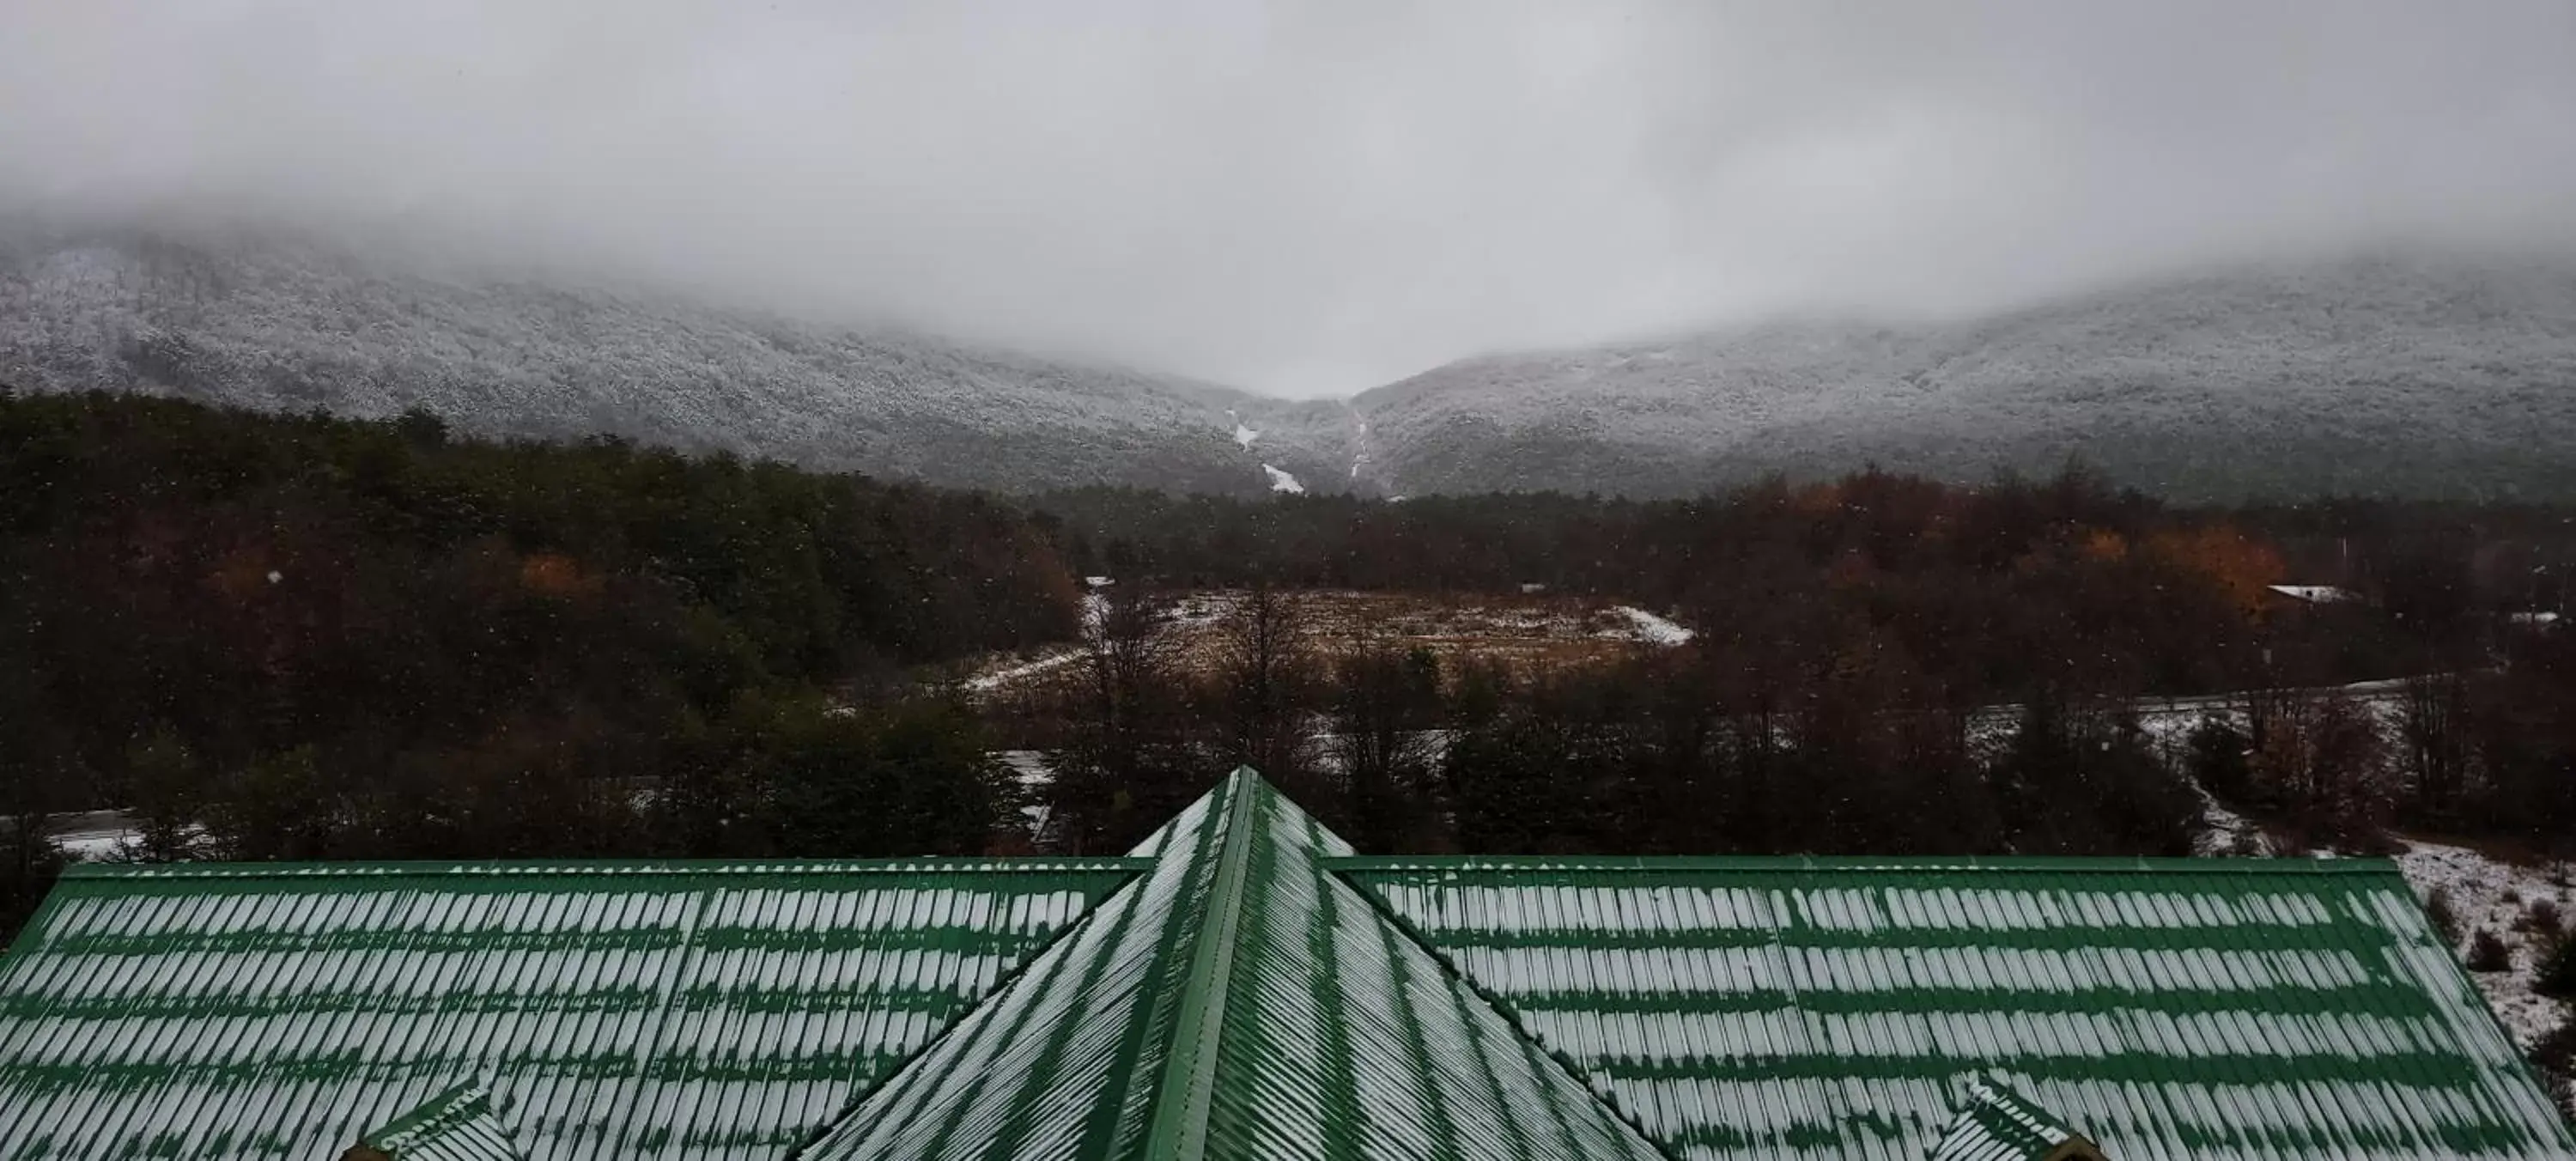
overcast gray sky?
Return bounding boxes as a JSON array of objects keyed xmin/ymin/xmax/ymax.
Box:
[{"xmin": 4, "ymin": 1, "xmax": 2573, "ymax": 396}]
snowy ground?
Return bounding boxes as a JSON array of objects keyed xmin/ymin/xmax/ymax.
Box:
[
  {"xmin": 994, "ymin": 750, "xmax": 1057, "ymax": 840},
  {"xmin": 2188, "ymin": 783, "xmax": 2275, "ymax": 857},
  {"xmin": 964, "ymin": 649, "xmax": 1086, "ymax": 692},
  {"xmin": 2397, "ymin": 839, "xmax": 2573, "ymax": 1059},
  {"xmin": 50, "ymin": 811, "xmax": 137, "ymax": 860},
  {"xmin": 1608, "ymin": 605, "xmax": 1695, "ymax": 646}
]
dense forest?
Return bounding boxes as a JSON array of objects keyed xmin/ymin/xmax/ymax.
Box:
[
  {"xmin": 0, "ymin": 390, "xmax": 1076, "ymax": 932},
  {"xmin": 6, "ymin": 390, "xmax": 2576, "ymax": 1021}
]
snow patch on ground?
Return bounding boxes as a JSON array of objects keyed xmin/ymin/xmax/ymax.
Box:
[
  {"xmin": 1261, "ymin": 464, "xmax": 1305, "ymax": 494},
  {"xmin": 965, "ymin": 649, "xmax": 1084, "ymax": 692},
  {"xmin": 2396, "ymin": 839, "xmax": 2571, "ymax": 1056},
  {"xmin": 2188, "ymin": 782, "xmax": 2274, "ymax": 857},
  {"xmin": 58, "ymin": 831, "xmax": 131, "ymax": 860},
  {"xmin": 1607, "ymin": 605, "xmax": 1695, "ymax": 646},
  {"xmin": 995, "ymin": 750, "xmax": 1057, "ymax": 839}
]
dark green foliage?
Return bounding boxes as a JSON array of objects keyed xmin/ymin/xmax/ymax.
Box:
[
  {"xmin": 0, "ymin": 392, "xmax": 1077, "ymax": 884},
  {"xmin": 2534, "ymin": 1018, "xmax": 2576, "ymax": 1125},
  {"xmin": 0, "ymin": 824, "xmax": 58, "ymax": 952},
  {"xmin": 1990, "ymin": 699, "xmax": 2201, "ymax": 857},
  {"xmin": 672, "ymin": 693, "xmax": 1007, "ymax": 858},
  {"xmin": 2186, "ymin": 717, "xmax": 2254, "ymax": 805},
  {"xmin": 2468, "ymin": 928, "xmax": 2513, "ymax": 972},
  {"xmin": 2537, "ymin": 930, "xmax": 2576, "ymax": 1000}
]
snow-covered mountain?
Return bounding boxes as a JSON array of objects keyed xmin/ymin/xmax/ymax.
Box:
[
  {"xmin": 0, "ymin": 226, "xmax": 1360, "ymax": 497},
  {"xmin": 1353, "ymin": 253, "xmax": 2576, "ymax": 501},
  {"xmin": 9, "ymin": 228, "xmax": 2570, "ymax": 502}
]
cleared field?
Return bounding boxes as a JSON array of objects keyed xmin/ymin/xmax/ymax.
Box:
[{"xmin": 956, "ymin": 588, "xmax": 1693, "ymax": 696}]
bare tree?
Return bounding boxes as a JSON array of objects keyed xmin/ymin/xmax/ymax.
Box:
[
  {"xmin": 1217, "ymin": 582, "xmax": 1316, "ymax": 784},
  {"xmin": 1049, "ymin": 584, "xmax": 1194, "ymax": 854},
  {"xmin": 2401, "ymin": 672, "xmax": 2470, "ymax": 822},
  {"xmin": 1329, "ymin": 624, "xmax": 1444, "ymax": 851},
  {"xmin": 2251, "ymin": 688, "xmax": 2392, "ymax": 847}
]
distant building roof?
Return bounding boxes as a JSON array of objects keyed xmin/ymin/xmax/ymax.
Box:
[{"xmin": 1, "ymin": 773, "xmax": 2567, "ymax": 1160}]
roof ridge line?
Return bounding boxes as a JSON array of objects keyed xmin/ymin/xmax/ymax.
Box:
[
  {"xmin": 1136, "ymin": 766, "xmax": 1263, "ymax": 1161},
  {"xmin": 1327, "ymin": 859, "xmax": 1686, "ymax": 1161},
  {"xmin": 1323, "ymin": 854, "xmax": 2407, "ymax": 875},
  {"xmin": 61, "ymin": 857, "xmax": 1155, "ymax": 881}
]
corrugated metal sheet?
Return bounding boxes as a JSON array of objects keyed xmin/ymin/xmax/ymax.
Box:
[
  {"xmin": 800, "ymin": 771, "xmax": 1674, "ymax": 1161},
  {"xmin": 12, "ymin": 775, "xmax": 2567, "ymax": 1161},
  {"xmin": 361, "ymin": 1082, "xmax": 525, "ymax": 1161},
  {"xmin": 1202, "ymin": 779, "xmax": 1673, "ymax": 1160},
  {"xmin": 1340, "ymin": 856, "xmax": 2576, "ymax": 1161},
  {"xmin": 1926, "ymin": 1073, "xmax": 2080, "ymax": 1161},
  {"xmin": 0, "ymin": 858, "xmax": 1139, "ymax": 1161},
  {"xmin": 795, "ymin": 781, "xmax": 1237, "ymax": 1159}
]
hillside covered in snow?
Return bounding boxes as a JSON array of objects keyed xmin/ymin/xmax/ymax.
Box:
[
  {"xmin": 11, "ymin": 225, "xmax": 2575, "ymax": 505},
  {"xmin": 1354, "ymin": 252, "xmax": 2576, "ymax": 501},
  {"xmin": 0, "ymin": 225, "xmax": 1360, "ymax": 497}
]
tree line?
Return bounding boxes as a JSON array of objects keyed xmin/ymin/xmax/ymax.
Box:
[
  {"xmin": 8, "ymin": 391, "xmax": 2576, "ymax": 962},
  {"xmin": 0, "ymin": 390, "xmax": 1077, "ymax": 935}
]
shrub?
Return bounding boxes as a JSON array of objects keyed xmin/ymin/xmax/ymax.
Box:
[
  {"xmin": 2537, "ymin": 931, "xmax": 2576, "ymax": 999},
  {"xmin": 2425, "ymin": 887, "xmax": 2464, "ymax": 947},
  {"xmin": 2522, "ymin": 897, "xmax": 2566, "ymax": 937},
  {"xmin": 2532, "ymin": 1018, "xmax": 2576, "ymax": 1124},
  {"xmin": 2466, "ymin": 928, "xmax": 2513, "ymax": 972}
]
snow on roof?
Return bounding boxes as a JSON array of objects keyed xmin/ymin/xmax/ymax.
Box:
[
  {"xmin": 3, "ymin": 776, "xmax": 2567, "ymax": 1161},
  {"xmin": 796, "ymin": 770, "xmax": 1669, "ymax": 1161},
  {"xmin": 356, "ymin": 1082, "xmax": 524, "ymax": 1161},
  {"xmin": 1349, "ymin": 853, "xmax": 2576, "ymax": 1160},
  {"xmin": 0, "ymin": 860, "xmax": 1140, "ymax": 1161},
  {"xmin": 1928, "ymin": 1073, "xmax": 2088, "ymax": 1161}
]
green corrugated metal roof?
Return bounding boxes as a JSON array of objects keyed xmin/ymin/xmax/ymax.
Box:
[
  {"xmin": 789, "ymin": 782, "xmax": 1239, "ymax": 1159},
  {"xmin": 1201, "ymin": 774, "xmax": 1672, "ymax": 1160},
  {"xmin": 1341, "ymin": 856, "xmax": 2576, "ymax": 1161},
  {"xmin": 0, "ymin": 857, "xmax": 1140, "ymax": 1160},
  {"xmin": 359, "ymin": 1081, "xmax": 526, "ymax": 1161},
  {"xmin": 1927, "ymin": 1073, "xmax": 2088, "ymax": 1161},
  {"xmin": 797, "ymin": 770, "xmax": 1673, "ymax": 1161},
  {"xmin": 3, "ymin": 776, "xmax": 2565, "ymax": 1161}
]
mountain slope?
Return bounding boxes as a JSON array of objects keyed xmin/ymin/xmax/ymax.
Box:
[
  {"xmin": 0, "ymin": 227, "xmax": 1360, "ymax": 497},
  {"xmin": 1354, "ymin": 254, "xmax": 2576, "ymax": 501}
]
